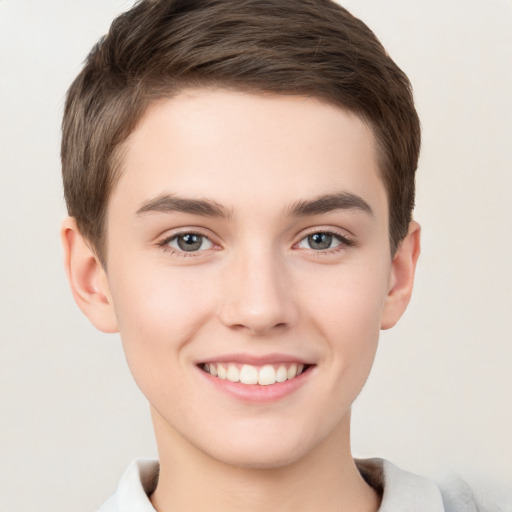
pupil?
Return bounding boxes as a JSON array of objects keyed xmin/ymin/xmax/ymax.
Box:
[
  {"xmin": 177, "ymin": 234, "xmax": 202, "ymax": 251},
  {"xmin": 309, "ymin": 233, "xmax": 332, "ymax": 250}
]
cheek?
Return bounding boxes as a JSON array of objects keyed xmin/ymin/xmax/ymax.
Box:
[
  {"xmin": 108, "ymin": 264, "xmax": 220, "ymax": 410},
  {"xmin": 107, "ymin": 260, "xmax": 217, "ymax": 366},
  {"xmin": 300, "ymin": 261, "xmax": 389, "ymax": 385},
  {"xmin": 303, "ymin": 260, "xmax": 389, "ymax": 336}
]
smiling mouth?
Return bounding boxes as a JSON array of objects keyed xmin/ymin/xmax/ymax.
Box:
[{"xmin": 199, "ymin": 362, "xmax": 311, "ymax": 386}]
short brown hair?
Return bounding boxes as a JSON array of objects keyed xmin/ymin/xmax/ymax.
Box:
[{"xmin": 62, "ymin": 0, "xmax": 420, "ymax": 262}]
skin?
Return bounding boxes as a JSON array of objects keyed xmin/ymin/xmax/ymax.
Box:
[{"xmin": 62, "ymin": 88, "xmax": 420, "ymax": 512}]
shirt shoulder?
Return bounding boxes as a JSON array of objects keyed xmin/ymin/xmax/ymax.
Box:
[
  {"xmin": 440, "ymin": 475, "xmax": 512, "ymax": 512},
  {"xmin": 356, "ymin": 458, "xmax": 512, "ymax": 512}
]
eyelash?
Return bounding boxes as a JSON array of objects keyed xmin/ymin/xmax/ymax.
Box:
[
  {"xmin": 295, "ymin": 229, "xmax": 355, "ymax": 256},
  {"xmin": 158, "ymin": 231, "xmax": 216, "ymax": 257},
  {"xmin": 157, "ymin": 229, "xmax": 355, "ymax": 257}
]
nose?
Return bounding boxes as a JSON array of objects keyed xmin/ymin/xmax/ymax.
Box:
[{"xmin": 218, "ymin": 245, "xmax": 298, "ymax": 336}]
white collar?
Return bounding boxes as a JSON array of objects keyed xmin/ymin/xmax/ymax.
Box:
[{"xmin": 98, "ymin": 457, "xmax": 446, "ymax": 511}]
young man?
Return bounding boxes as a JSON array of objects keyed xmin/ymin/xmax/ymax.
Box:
[{"xmin": 60, "ymin": 1, "xmax": 478, "ymax": 510}]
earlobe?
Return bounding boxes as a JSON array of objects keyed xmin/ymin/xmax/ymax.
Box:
[
  {"xmin": 60, "ymin": 217, "xmax": 119, "ymax": 333},
  {"xmin": 381, "ymin": 221, "xmax": 421, "ymax": 330}
]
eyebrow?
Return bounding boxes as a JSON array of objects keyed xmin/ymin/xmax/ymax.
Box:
[
  {"xmin": 136, "ymin": 194, "xmax": 232, "ymax": 218},
  {"xmin": 136, "ymin": 191, "xmax": 373, "ymax": 219},
  {"xmin": 285, "ymin": 192, "xmax": 373, "ymax": 217}
]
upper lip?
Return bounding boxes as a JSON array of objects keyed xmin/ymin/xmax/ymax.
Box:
[{"xmin": 197, "ymin": 353, "xmax": 314, "ymax": 366}]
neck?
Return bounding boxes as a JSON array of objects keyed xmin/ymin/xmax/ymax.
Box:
[{"xmin": 149, "ymin": 408, "xmax": 380, "ymax": 512}]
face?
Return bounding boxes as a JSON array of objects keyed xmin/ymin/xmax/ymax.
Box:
[{"xmin": 101, "ymin": 89, "xmax": 402, "ymax": 468}]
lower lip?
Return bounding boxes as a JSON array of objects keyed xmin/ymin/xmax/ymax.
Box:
[{"xmin": 199, "ymin": 367, "xmax": 313, "ymax": 403}]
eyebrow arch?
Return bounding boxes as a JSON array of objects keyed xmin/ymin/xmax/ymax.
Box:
[
  {"xmin": 136, "ymin": 194, "xmax": 232, "ymax": 218},
  {"xmin": 286, "ymin": 192, "xmax": 373, "ymax": 217}
]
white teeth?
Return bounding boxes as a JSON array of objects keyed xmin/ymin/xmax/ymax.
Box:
[
  {"xmin": 258, "ymin": 365, "xmax": 276, "ymax": 386},
  {"xmin": 204, "ymin": 362, "xmax": 308, "ymax": 385},
  {"xmin": 226, "ymin": 365, "xmax": 240, "ymax": 382},
  {"xmin": 276, "ymin": 365, "xmax": 288, "ymax": 383},
  {"xmin": 217, "ymin": 364, "xmax": 227, "ymax": 380},
  {"xmin": 240, "ymin": 364, "xmax": 258, "ymax": 384}
]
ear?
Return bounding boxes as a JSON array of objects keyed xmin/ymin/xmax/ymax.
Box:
[
  {"xmin": 381, "ymin": 221, "xmax": 421, "ymax": 330},
  {"xmin": 60, "ymin": 217, "xmax": 119, "ymax": 333}
]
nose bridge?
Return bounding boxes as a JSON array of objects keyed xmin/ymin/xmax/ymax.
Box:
[{"xmin": 219, "ymin": 240, "xmax": 296, "ymax": 335}]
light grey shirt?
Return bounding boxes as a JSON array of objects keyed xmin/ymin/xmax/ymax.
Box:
[{"xmin": 97, "ymin": 458, "xmax": 503, "ymax": 511}]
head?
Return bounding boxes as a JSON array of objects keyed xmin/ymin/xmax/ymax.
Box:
[
  {"xmin": 61, "ymin": 0, "xmax": 420, "ymax": 265},
  {"xmin": 61, "ymin": 0, "xmax": 421, "ymax": 470}
]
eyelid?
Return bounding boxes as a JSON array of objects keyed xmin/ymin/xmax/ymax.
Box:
[
  {"xmin": 155, "ymin": 226, "xmax": 355, "ymax": 256},
  {"xmin": 293, "ymin": 227, "xmax": 356, "ymax": 252},
  {"xmin": 157, "ymin": 227, "xmax": 221, "ymax": 254},
  {"xmin": 169, "ymin": 233, "xmax": 213, "ymax": 251}
]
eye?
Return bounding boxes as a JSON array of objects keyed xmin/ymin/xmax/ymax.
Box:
[
  {"xmin": 297, "ymin": 232, "xmax": 349, "ymax": 251},
  {"xmin": 166, "ymin": 233, "xmax": 213, "ymax": 252}
]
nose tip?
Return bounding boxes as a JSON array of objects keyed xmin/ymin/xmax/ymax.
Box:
[
  {"xmin": 218, "ymin": 253, "xmax": 297, "ymax": 336},
  {"xmin": 222, "ymin": 304, "xmax": 290, "ymax": 336}
]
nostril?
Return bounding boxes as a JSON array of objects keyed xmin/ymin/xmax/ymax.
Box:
[{"xmin": 225, "ymin": 319, "xmax": 289, "ymax": 335}]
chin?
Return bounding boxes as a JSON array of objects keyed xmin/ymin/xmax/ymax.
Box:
[
  {"xmin": 212, "ymin": 446, "xmax": 305, "ymax": 470},
  {"xmin": 198, "ymin": 429, "xmax": 318, "ymax": 470}
]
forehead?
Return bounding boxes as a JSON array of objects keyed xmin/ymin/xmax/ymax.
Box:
[{"xmin": 110, "ymin": 88, "xmax": 387, "ymax": 221}]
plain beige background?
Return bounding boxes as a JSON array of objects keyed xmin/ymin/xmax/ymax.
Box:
[{"xmin": 1, "ymin": 1, "xmax": 511, "ymax": 510}]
